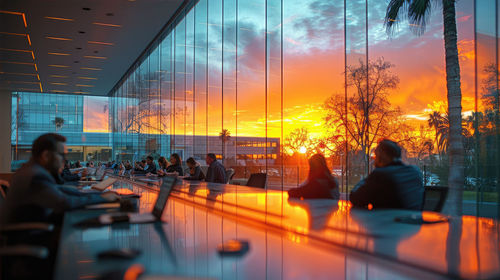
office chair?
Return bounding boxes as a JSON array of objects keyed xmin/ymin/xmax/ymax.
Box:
[
  {"xmin": 0, "ymin": 200, "xmax": 54, "ymax": 280},
  {"xmin": 246, "ymin": 173, "xmax": 267, "ymax": 189},
  {"xmin": 0, "ymin": 180, "xmax": 9, "ymax": 200},
  {"xmin": 225, "ymin": 168, "xmax": 235, "ymax": 184},
  {"xmin": 422, "ymin": 186, "xmax": 449, "ymax": 212}
]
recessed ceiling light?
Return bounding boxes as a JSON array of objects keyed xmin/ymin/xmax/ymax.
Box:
[
  {"xmin": 92, "ymin": 22, "xmax": 121, "ymax": 27},
  {"xmin": 94, "ymin": 50, "xmax": 99, "ymax": 54},
  {"xmin": 46, "ymin": 36, "xmax": 73, "ymax": 41},
  {"xmin": 48, "ymin": 52, "xmax": 70, "ymax": 56},
  {"xmin": 76, "ymin": 47, "xmax": 82, "ymax": 50},
  {"xmin": 80, "ymin": 67, "xmax": 101, "ymax": 71},
  {"xmin": 7, "ymin": 81, "xmax": 40, "ymax": 85},
  {"xmin": 106, "ymin": 13, "xmax": 114, "ymax": 16},
  {"xmin": 45, "ymin": 16, "xmax": 74, "ymax": 21},
  {"xmin": 0, "ymin": 10, "xmax": 23, "ymax": 16},
  {"xmin": 84, "ymin": 55, "xmax": 106, "ymax": 59},
  {"xmin": 74, "ymin": 61, "xmax": 79, "ymax": 63},
  {"xmin": 78, "ymin": 31, "xmax": 86, "ymax": 34},
  {"xmin": 82, "ymin": 7, "xmax": 91, "ymax": 11},
  {"xmin": 0, "ymin": 48, "xmax": 31, "ymax": 53},
  {"xmin": 77, "ymin": 76, "xmax": 97, "ymax": 80},
  {"xmin": 0, "ymin": 72, "xmax": 37, "ymax": 76},
  {"xmin": 50, "ymin": 75, "xmax": 68, "ymax": 78},
  {"xmin": 48, "ymin": 64, "xmax": 69, "ymax": 68},
  {"xmin": 88, "ymin": 41, "xmax": 113, "ymax": 46},
  {"xmin": 0, "ymin": 61, "xmax": 34, "ymax": 65},
  {"xmin": 76, "ymin": 84, "xmax": 94, "ymax": 87},
  {"xmin": 0, "ymin": 32, "xmax": 27, "ymax": 37},
  {"xmin": 50, "ymin": 82, "xmax": 68, "ymax": 86}
]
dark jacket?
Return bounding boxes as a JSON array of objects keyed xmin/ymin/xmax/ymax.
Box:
[
  {"xmin": 166, "ymin": 164, "xmax": 184, "ymax": 176},
  {"xmin": 205, "ymin": 160, "xmax": 226, "ymax": 184},
  {"xmin": 184, "ymin": 165, "xmax": 205, "ymax": 181},
  {"xmin": 288, "ymin": 176, "xmax": 340, "ymax": 199},
  {"xmin": 0, "ymin": 161, "xmax": 107, "ymax": 224},
  {"xmin": 350, "ymin": 162, "xmax": 424, "ymax": 210},
  {"xmin": 134, "ymin": 163, "xmax": 157, "ymax": 175},
  {"xmin": 61, "ymin": 167, "xmax": 81, "ymax": 182}
]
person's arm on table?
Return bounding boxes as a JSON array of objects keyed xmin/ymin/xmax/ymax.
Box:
[{"xmin": 33, "ymin": 175, "xmax": 119, "ymax": 212}]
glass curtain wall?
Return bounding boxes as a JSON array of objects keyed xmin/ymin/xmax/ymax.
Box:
[{"xmin": 110, "ymin": 0, "xmax": 500, "ymax": 218}]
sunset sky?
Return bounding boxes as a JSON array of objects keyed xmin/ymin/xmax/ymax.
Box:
[{"xmin": 103, "ymin": 0, "xmax": 496, "ymax": 145}]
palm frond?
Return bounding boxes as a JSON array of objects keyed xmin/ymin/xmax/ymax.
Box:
[
  {"xmin": 385, "ymin": 0, "xmax": 410, "ymax": 35},
  {"xmin": 385, "ymin": 0, "xmax": 438, "ymax": 37},
  {"xmin": 407, "ymin": 0, "xmax": 433, "ymax": 36}
]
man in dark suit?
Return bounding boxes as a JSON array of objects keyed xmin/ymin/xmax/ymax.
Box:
[
  {"xmin": 0, "ymin": 133, "xmax": 119, "ymax": 224},
  {"xmin": 350, "ymin": 139, "xmax": 424, "ymax": 210},
  {"xmin": 205, "ymin": 153, "xmax": 226, "ymax": 184}
]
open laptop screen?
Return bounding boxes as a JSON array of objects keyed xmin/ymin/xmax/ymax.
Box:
[{"xmin": 152, "ymin": 176, "xmax": 176, "ymax": 218}]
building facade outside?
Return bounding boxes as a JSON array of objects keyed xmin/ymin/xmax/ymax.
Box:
[{"xmin": 11, "ymin": 92, "xmax": 112, "ymax": 166}]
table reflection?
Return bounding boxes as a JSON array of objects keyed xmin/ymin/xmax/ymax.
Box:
[{"xmin": 56, "ymin": 176, "xmax": 500, "ymax": 279}]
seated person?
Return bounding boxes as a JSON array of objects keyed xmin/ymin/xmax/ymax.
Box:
[
  {"xmin": 205, "ymin": 153, "xmax": 226, "ymax": 184},
  {"xmin": 350, "ymin": 139, "xmax": 424, "ymax": 210},
  {"xmin": 156, "ymin": 156, "xmax": 169, "ymax": 176},
  {"xmin": 144, "ymin": 156, "xmax": 157, "ymax": 174},
  {"xmin": 164, "ymin": 153, "xmax": 184, "ymax": 176},
  {"xmin": 61, "ymin": 160, "xmax": 86, "ymax": 182},
  {"xmin": 123, "ymin": 160, "xmax": 133, "ymax": 176},
  {"xmin": 134, "ymin": 161, "xmax": 144, "ymax": 172},
  {"xmin": 0, "ymin": 133, "xmax": 119, "ymax": 224},
  {"xmin": 183, "ymin": 157, "xmax": 206, "ymax": 181},
  {"xmin": 134, "ymin": 157, "xmax": 157, "ymax": 175},
  {"xmin": 288, "ymin": 153, "xmax": 340, "ymax": 199}
]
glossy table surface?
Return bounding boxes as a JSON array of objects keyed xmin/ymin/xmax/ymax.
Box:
[{"xmin": 54, "ymin": 176, "xmax": 500, "ymax": 279}]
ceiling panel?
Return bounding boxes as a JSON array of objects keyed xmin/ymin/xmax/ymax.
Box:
[{"xmin": 0, "ymin": 0, "xmax": 184, "ymax": 96}]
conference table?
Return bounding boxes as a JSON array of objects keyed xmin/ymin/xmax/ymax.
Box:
[{"xmin": 54, "ymin": 176, "xmax": 500, "ymax": 279}]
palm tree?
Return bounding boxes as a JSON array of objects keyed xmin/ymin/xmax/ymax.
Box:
[
  {"xmin": 219, "ymin": 129, "xmax": 231, "ymax": 164},
  {"xmin": 386, "ymin": 0, "xmax": 464, "ymax": 215},
  {"xmin": 428, "ymin": 111, "xmax": 448, "ymax": 155}
]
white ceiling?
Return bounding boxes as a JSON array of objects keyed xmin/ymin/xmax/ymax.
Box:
[{"xmin": 0, "ymin": 0, "xmax": 184, "ymax": 96}]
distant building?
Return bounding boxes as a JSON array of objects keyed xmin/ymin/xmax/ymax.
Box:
[{"xmin": 11, "ymin": 92, "xmax": 112, "ymax": 163}]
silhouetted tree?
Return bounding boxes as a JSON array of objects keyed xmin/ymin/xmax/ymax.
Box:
[
  {"xmin": 284, "ymin": 127, "xmax": 310, "ymax": 156},
  {"xmin": 324, "ymin": 58, "xmax": 402, "ymax": 176}
]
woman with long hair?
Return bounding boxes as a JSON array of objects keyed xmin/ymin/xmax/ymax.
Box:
[
  {"xmin": 156, "ymin": 156, "xmax": 169, "ymax": 176},
  {"xmin": 288, "ymin": 153, "xmax": 340, "ymax": 199},
  {"xmin": 165, "ymin": 153, "xmax": 183, "ymax": 176},
  {"xmin": 183, "ymin": 157, "xmax": 205, "ymax": 181}
]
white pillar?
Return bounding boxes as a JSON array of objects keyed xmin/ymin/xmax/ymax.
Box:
[{"xmin": 0, "ymin": 90, "xmax": 11, "ymax": 172}]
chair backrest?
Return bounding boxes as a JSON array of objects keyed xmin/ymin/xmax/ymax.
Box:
[
  {"xmin": 0, "ymin": 180, "xmax": 10, "ymax": 200},
  {"xmin": 422, "ymin": 186, "xmax": 448, "ymax": 212},
  {"xmin": 225, "ymin": 168, "xmax": 235, "ymax": 184},
  {"xmin": 246, "ymin": 173, "xmax": 267, "ymax": 189},
  {"xmin": 0, "ymin": 173, "xmax": 14, "ymax": 186}
]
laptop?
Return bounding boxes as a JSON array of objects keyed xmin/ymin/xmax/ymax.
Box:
[
  {"xmin": 90, "ymin": 177, "xmax": 118, "ymax": 191},
  {"xmin": 98, "ymin": 176, "xmax": 176, "ymax": 224},
  {"xmin": 79, "ymin": 168, "xmax": 109, "ymax": 183}
]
